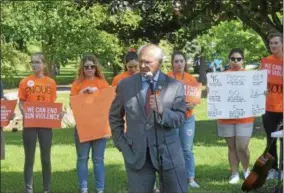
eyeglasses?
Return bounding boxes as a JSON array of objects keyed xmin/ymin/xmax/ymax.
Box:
[
  {"xmin": 84, "ymin": 65, "xmax": 96, "ymax": 70},
  {"xmin": 230, "ymin": 57, "xmax": 242, "ymax": 62},
  {"xmin": 139, "ymin": 60, "xmax": 157, "ymax": 66},
  {"xmin": 174, "ymin": 59, "xmax": 185, "ymax": 63}
]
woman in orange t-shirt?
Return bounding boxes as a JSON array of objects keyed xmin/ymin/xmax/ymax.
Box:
[
  {"xmin": 260, "ymin": 33, "xmax": 283, "ymax": 179},
  {"xmin": 70, "ymin": 54, "xmax": 109, "ymax": 193},
  {"xmin": 111, "ymin": 48, "xmax": 139, "ymax": 86},
  {"xmin": 167, "ymin": 51, "xmax": 200, "ymax": 188},
  {"xmin": 216, "ymin": 48, "xmax": 253, "ymax": 184},
  {"xmin": 18, "ymin": 52, "xmax": 57, "ymax": 193}
]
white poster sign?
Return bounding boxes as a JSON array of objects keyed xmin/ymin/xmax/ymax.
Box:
[{"xmin": 207, "ymin": 70, "xmax": 267, "ymax": 119}]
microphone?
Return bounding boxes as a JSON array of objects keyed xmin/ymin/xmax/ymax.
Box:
[{"xmin": 145, "ymin": 71, "xmax": 154, "ymax": 93}]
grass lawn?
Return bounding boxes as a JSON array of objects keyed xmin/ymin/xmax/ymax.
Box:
[{"xmin": 1, "ymin": 93, "xmax": 279, "ymax": 193}]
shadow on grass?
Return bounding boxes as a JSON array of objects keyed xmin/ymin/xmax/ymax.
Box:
[
  {"xmin": 194, "ymin": 118, "xmax": 266, "ymax": 147},
  {"xmin": 193, "ymin": 164, "xmax": 279, "ymax": 193},
  {"xmin": 1, "ymin": 163, "xmax": 279, "ymax": 193},
  {"xmin": 4, "ymin": 128, "xmax": 116, "ymax": 148},
  {"xmin": 5, "ymin": 118, "xmax": 267, "ymax": 149},
  {"xmin": 1, "ymin": 163, "xmax": 128, "ymax": 193},
  {"xmin": 194, "ymin": 119, "xmax": 225, "ymax": 147}
]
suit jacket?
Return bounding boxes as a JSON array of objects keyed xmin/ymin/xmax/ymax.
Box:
[{"xmin": 109, "ymin": 72, "xmax": 186, "ymax": 170}]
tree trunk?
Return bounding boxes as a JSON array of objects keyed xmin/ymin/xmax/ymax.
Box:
[
  {"xmin": 198, "ymin": 47, "xmax": 207, "ymax": 85},
  {"xmin": 42, "ymin": 41, "xmax": 54, "ymax": 78},
  {"xmin": 112, "ymin": 63, "xmax": 119, "ymax": 77}
]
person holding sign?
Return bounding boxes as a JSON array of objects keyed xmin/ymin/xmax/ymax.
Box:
[
  {"xmin": 167, "ymin": 51, "xmax": 200, "ymax": 188},
  {"xmin": 18, "ymin": 52, "xmax": 57, "ymax": 193},
  {"xmin": 216, "ymin": 49, "xmax": 254, "ymax": 184},
  {"xmin": 112, "ymin": 48, "xmax": 139, "ymax": 86},
  {"xmin": 70, "ymin": 54, "xmax": 109, "ymax": 193},
  {"xmin": 260, "ymin": 33, "xmax": 283, "ymax": 180}
]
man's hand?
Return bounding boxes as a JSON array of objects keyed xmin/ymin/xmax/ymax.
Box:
[
  {"xmin": 186, "ymin": 102, "xmax": 196, "ymax": 110},
  {"xmin": 149, "ymin": 95, "xmax": 163, "ymax": 114}
]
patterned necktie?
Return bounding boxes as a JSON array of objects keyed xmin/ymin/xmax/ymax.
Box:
[{"xmin": 145, "ymin": 82, "xmax": 152, "ymax": 116}]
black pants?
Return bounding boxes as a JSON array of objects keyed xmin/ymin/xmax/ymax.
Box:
[
  {"xmin": 262, "ymin": 111, "xmax": 283, "ymax": 170},
  {"xmin": 23, "ymin": 128, "xmax": 53, "ymax": 193}
]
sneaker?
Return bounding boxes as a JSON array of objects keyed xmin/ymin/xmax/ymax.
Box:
[
  {"xmin": 229, "ymin": 173, "xmax": 240, "ymax": 184},
  {"xmin": 153, "ymin": 182, "xmax": 160, "ymax": 193},
  {"xmin": 267, "ymin": 169, "xmax": 278, "ymax": 180},
  {"xmin": 80, "ymin": 189, "xmax": 88, "ymax": 193},
  {"xmin": 189, "ymin": 180, "xmax": 200, "ymax": 188},
  {"xmin": 153, "ymin": 188, "xmax": 160, "ymax": 193},
  {"xmin": 243, "ymin": 169, "xmax": 250, "ymax": 179}
]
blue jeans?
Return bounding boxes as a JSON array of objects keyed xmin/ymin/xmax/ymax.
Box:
[
  {"xmin": 177, "ymin": 115, "xmax": 196, "ymax": 178},
  {"xmin": 74, "ymin": 130, "xmax": 107, "ymax": 192}
]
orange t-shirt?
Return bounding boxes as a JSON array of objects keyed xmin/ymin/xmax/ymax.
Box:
[
  {"xmin": 261, "ymin": 55, "xmax": 283, "ymax": 112},
  {"xmin": 18, "ymin": 75, "xmax": 57, "ymax": 102},
  {"xmin": 111, "ymin": 71, "xmax": 132, "ymax": 86},
  {"xmin": 168, "ymin": 71, "xmax": 197, "ymax": 118},
  {"xmin": 217, "ymin": 69, "xmax": 254, "ymax": 124},
  {"xmin": 70, "ymin": 78, "xmax": 109, "ymax": 96}
]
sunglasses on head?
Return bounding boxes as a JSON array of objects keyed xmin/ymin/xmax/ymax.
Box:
[
  {"xmin": 174, "ymin": 59, "xmax": 184, "ymax": 63},
  {"xmin": 84, "ymin": 65, "xmax": 96, "ymax": 70},
  {"xmin": 230, "ymin": 57, "xmax": 242, "ymax": 62}
]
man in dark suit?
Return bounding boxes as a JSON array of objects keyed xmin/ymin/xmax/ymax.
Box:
[{"xmin": 109, "ymin": 44, "xmax": 188, "ymax": 193}]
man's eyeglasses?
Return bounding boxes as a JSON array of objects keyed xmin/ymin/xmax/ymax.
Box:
[
  {"xmin": 230, "ymin": 57, "xmax": 242, "ymax": 62},
  {"xmin": 139, "ymin": 60, "xmax": 157, "ymax": 66},
  {"xmin": 84, "ymin": 65, "xmax": 96, "ymax": 70}
]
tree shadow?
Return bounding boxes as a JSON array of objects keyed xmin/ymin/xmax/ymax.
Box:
[
  {"xmin": 194, "ymin": 117, "xmax": 266, "ymax": 147},
  {"xmin": 1, "ymin": 163, "xmax": 128, "ymax": 193},
  {"xmin": 194, "ymin": 119, "xmax": 226, "ymax": 147},
  {"xmin": 4, "ymin": 129, "xmax": 115, "ymax": 148},
  {"xmin": 194, "ymin": 164, "xmax": 279, "ymax": 193}
]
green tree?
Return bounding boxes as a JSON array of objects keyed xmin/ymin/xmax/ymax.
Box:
[
  {"xmin": 1, "ymin": 1, "xmax": 124, "ymax": 77},
  {"xmin": 195, "ymin": 20, "xmax": 267, "ymax": 64},
  {"xmin": 92, "ymin": 0, "xmax": 282, "ymax": 50}
]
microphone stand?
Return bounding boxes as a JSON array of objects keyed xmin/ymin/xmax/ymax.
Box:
[{"xmin": 149, "ymin": 80, "xmax": 164, "ymax": 193}]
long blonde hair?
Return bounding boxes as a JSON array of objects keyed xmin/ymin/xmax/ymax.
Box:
[{"xmin": 77, "ymin": 54, "xmax": 105, "ymax": 82}]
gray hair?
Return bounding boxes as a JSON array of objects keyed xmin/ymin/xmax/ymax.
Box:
[{"xmin": 138, "ymin": 44, "xmax": 164, "ymax": 64}]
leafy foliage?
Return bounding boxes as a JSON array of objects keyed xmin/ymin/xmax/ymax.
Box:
[
  {"xmin": 194, "ymin": 21, "xmax": 267, "ymax": 64},
  {"xmin": 1, "ymin": 1, "xmax": 124, "ymax": 77},
  {"xmin": 94, "ymin": 0, "xmax": 282, "ymax": 50}
]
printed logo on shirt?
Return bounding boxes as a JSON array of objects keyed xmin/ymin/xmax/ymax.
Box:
[
  {"xmin": 27, "ymin": 80, "xmax": 35, "ymax": 87},
  {"xmin": 25, "ymin": 85, "xmax": 52, "ymax": 95}
]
